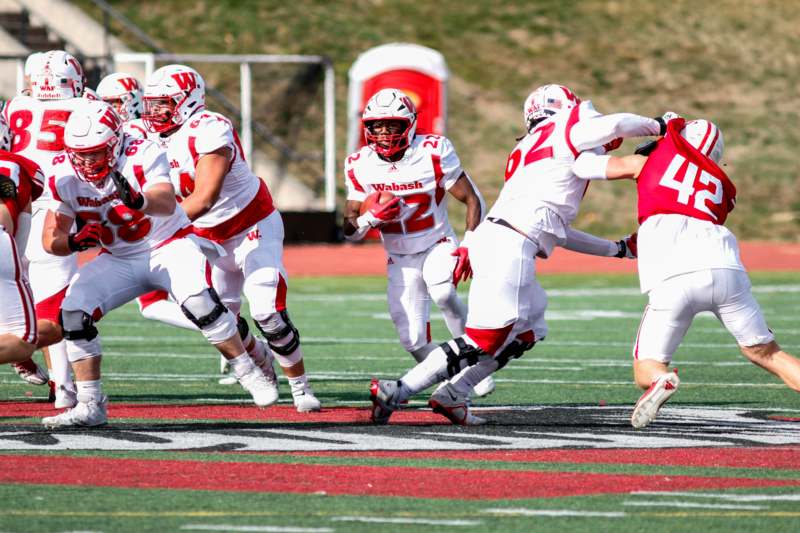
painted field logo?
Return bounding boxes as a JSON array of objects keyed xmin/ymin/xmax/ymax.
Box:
[{"xmin": 1, "ymin": 406, "xmax": 799, "ymax": 451}]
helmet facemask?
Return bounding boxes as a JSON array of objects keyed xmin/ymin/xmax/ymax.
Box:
[
  {"xmin": 67, "ymin": 138, "xmax": 120, "ymax": 186},
  {"xmin": 363, "ymin": 118, "xmax": 413, "ymax": 158},
  {"xmin": 142, "ymin": 94, "xmax": 182, "ymax": 134}
]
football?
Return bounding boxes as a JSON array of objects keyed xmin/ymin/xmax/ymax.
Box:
[{"xmin": 359, "ymin": 191, "xmax": 396, "ymax": 215}]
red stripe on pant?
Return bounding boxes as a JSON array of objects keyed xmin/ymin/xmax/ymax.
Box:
[
  {"xmin": 465, "ymin": 324, "xmax": 514, "ymax": 355},
  {"xmin": 35, "ymin": 286, "xmax": 68, "ymax": 323},
  {"xmin": 9, "ymin": 234, "xmax": 37, "ymax": 344}
]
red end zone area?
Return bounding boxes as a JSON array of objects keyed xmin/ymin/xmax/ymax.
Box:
[{"xmin": 281, "ymin": 241, "xmax": 800, "ymax": 276}]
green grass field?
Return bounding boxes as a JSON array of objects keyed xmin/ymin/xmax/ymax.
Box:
[{"xmin": 1, "ymin": 272, "xmax": 800, "ymax": 532}]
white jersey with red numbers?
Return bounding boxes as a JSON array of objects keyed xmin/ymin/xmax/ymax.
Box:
[
  {"xmin": 166, "ymin": 109, "xmax": 273, "ymax": 242},
  {"xmin": 3, "ymin": 96, "xmax": 89, "ymax": 176},
  {"xmin": 489, "ymin": 101, "xmax": 660, "ymax": 257},
  {"xmin": 44, "ymin": 135, "xmax": 189, "ymax": 259},
  {"xmin": 345, "ymin": 134, "xmax": 463, "ymax": 255}
]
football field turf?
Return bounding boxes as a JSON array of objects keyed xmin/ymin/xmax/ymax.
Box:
[{"xmin": 2, "ymin": 272, "xmax": 800, "ymax": 532}]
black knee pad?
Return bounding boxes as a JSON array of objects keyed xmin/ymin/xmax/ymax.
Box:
[
  {"xmin": 495, "ymin": 338, "xmax": 537, "ymax": 370},
  {"xmin": 440, "ymin": 337, "xmax": 487, "ymax": 378},
  {"xmin": 180, "ymin": 288, "xmax": 228, "ymax": 329},
  {"xmin": 60, "ymin": 310, "xmax": 98, "ymax": 341},
  {"xmin": 255, "ymin": 310, "xmax": 300, "ymax": 356},
  {"xmin": 237, "ymin": 314, "xmax": 250, "ymax": 341}
]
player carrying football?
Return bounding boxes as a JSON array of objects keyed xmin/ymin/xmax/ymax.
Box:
[{"xmin": 343, "ymin": 88, "xmax": 496, "ymax": 397}]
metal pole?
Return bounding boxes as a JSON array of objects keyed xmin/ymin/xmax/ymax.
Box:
[
  {"xmin": 323, "ymin": 60, "xmax": 336, "ymax": 212},
  {"xmin": 240, "ymin": 62, "xmax": 253, "ymax": 166},
  {"xmin": 16, "ymin": 59, "xmax": 24, "ymax": 95}
]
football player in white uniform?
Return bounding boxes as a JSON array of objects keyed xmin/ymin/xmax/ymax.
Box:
[
  {"xmin": 573, "ymin": 117, "xmax": 800, "ymax": 428},
  {"xmin": 3, "ymin": 50, "xmax": 89, "ymax": 406},
  {"xmin": 97, "ymin": 72, "xmax": 208, "ymax": 332},
  {"xmin": 38, "ymin": 101, "xmax": 278, "ymax": 427},
  {"xmin": 343, "ymin": 88, "xmax": 495, "ymax": 397},
  {"xmin": 370, "ymin": 84, "xmax": 663, "ymax": 425},
  {"xmin": 142, "ymin": 64, "xmax": 320, "ymax": 412},
  {"xmin": 0, "ymin": 116, "xmax": 44, "ymax": 364}
]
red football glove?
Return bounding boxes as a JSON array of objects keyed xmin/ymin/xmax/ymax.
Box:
[
  {"xmin": 68, "ymin": 223, "xmax": 104, "ymax": 252},
  {"xmin": 368, "ymin": 194, "xmax": 402, "ymax": 222},
  {"xmin": 451, "ymin": 246, "xmax": 472, "ymax": 286}
]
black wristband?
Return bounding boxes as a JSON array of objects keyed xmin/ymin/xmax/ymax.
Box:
[
  {"xmin": 654, "ymin": 116, "xmax": 667, "ymax": 136},
  {"xmin": 614, "ymin": 240, "xmax": 627, "ymax": 258}
]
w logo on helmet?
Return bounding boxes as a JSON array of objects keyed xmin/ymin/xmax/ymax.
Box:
[
  {"xmin": 399, "ymin": 95, "xmax": 416, "ymax": 115},
  {"xmin": 118, "ymin": 77, "xmax": 139, "ymax": 92},
  {"xmin": 99, "ymin": 108, "xmax": 122, "ymax": 131},
  {"xmin": 172, "ymin": 72, "xmax": 197, "ymax": 91}
]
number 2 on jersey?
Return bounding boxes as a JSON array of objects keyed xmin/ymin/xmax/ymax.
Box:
[
  {"xmin": 381, "ymin": 193, "xmax": 434, "ymax": 234},
  {"xmin": 504, "ymin": 122, "xmax": 555, "ymax": 181}
]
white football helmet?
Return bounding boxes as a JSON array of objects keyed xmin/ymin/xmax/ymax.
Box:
[
  {"xmin": 64, "ymin": 100, "xmax": 123, "ymax": 185},
  {"xmin": 680, "ymin": 119, "xmax": 724, "ymax": 164},
  {"xmin": 96, "ymin": 72, "xmax": 143, "ymax": 121},
  {"xmin": 29, "ymin": 50, "xmax": 84, "ymax": 101},
  {"xmin": 362, "ymin": 88, "xmax": 417, "ymax": 158},
  {"xmin": 523, "ymin": 84, "xmax": 580, "ymax": 132},
  {"xmin": 0, "ymin": 114, "xmax": 11, "ymax": 151},
  {"xmin": 142, "ymin": 64, "xmax": 205, "ymax": 134}
]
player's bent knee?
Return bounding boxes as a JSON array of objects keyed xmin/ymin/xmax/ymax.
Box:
[
  {"xmin": 255, "ymin": 310, "xmax": 300, "ymax": 359},
  {"xmin": 740, "ymin": 340, "xmax": 781, "ymax": 364},
  {"xmin": 60, "ymin": 309, "xmax": 98, "ymax": 342},
  {"xmin": 495, "ymin": 331, "xmax": 537, "ymax": 370},
  {"xmin": 428, "ymin": 282, "xmax": 459, "ymax": 309},
  {"xmin": 180, "ymin": 289, "xmax": 238, "ymax": 344},
  {"xmin": 440, "ymin": 336, "xmax": 490, "ymax": 378}
]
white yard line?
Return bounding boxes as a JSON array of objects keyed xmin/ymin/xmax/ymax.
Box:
[
  {"xmin": 181, "ymin": 526, "xmax": 333, "ymax": 533},
  {"xmin": 331, "ymin": 516, "xmax": 481, "ymax": 526},
  {"xmin": 482, "ymin": 508, "xmax": 625, "ymax": 517},
  {"xmin": 630, "ymin": 491, "xmax": 800, "ymax": 502},
  {"xmin": 623, "ymin": 500, "xmax": 767, "ymax": 510}
]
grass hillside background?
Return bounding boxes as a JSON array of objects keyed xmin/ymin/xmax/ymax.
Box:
[{"xmin": 84, "ymin": 0, "xmax": 800, "ymax": 240}]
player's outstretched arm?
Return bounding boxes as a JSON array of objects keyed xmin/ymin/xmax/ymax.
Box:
[
  {"xmin": 571, "ymin": 113, "xmax": 664, "ymax": 152},
  {"xmin": 181, "ymin": 147, "xmax": 232, "ymax": 221},
  {"xmin": 573, "ymin": 152, "xmax": 647, "ymax": 181}
]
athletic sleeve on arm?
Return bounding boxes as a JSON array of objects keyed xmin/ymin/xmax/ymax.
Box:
[
  {"xmin": 570, "ymin": 113, "xmax": 661, "ymax": 152},
  {"xmin": 438, "ymin": 137, "xmax": 464, "ymax": 190},
  {"xmin": 344, "ymin": 156, "xmax": 367, "ymax": 203},
  {"xmin": 572, "ymin": 151, "xmax": 612, "ymax": 180}
]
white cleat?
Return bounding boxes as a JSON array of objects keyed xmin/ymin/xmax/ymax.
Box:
[
  {"xmin": 429, "ymin": 383, "xmax": 487, "ymax": 426},
  {"xmin": 471, "ymin": 375, "xmax": 496, "ymax": 398},
  {"xmin": 369, "ymin": 378, "xmax": 399, "ymax": 424},
  {"xmin": 42, "ymin": 394, "xmax": 108, "ymax": 428},
  {"xmin": 290, "ymin": 377, "xmax": 321, "ymax": 413},
  {"xmin": 631, "ymin": 371, "xmax": 680, "ymax": 429},
  {"xmin": 54, "ymin": 384, "xmax": 78, "ymax": 410},
  {"xmin": 238, "ymin": 366, "xmax": 279, "ymax": 408},
  {"xmin": 12, "ymin": 359, "xmax": 49, "ymax": 385}
]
